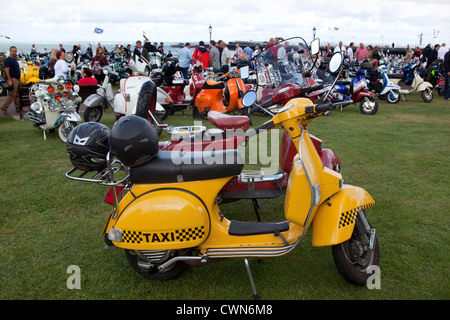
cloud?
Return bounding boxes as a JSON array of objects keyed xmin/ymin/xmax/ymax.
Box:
[{"xmin": 0, "ymin": 0, "xmax": 449, "ymax": 46}]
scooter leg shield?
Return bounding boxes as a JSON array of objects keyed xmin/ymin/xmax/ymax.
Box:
[
  {"xmin": 312, "ymin": 185, "xmax": 374, "ymax": 247},
  {"xmin": 107, "ymin": 188, "xmax": 211, "ymax": 251}
]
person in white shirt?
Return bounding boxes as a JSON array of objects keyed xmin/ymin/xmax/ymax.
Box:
[
  {"xmin": 277, "ymin": 41, "xmax": 290, "ymax": 65},
  {"xmin": 438, "ymin": 43, "xmax": 449, "ymax": 61},
  {"xmin": 220, "ymin": 41, "xmax": 231, "ymax": 67},
  {"xmin": 54, "ymin": 51, "xmax": 71, "ymax": 80},
  {"xmin": 334, "ymin": 41, "xmax": 346, "ymax": 53},
  {"xmin": 347, "ymin": 42, "xmax": 354, "ymax": 63}
]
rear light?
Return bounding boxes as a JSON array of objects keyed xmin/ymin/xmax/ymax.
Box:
[
  {"xmin": 48, "ymin": 86, "xmax": 55, "ymax": 94},
  {"xmin": 54, "ymin": 93, "xmax": 62, "ymax": 100},
  {"xmin": 65, "ymin": 83, "xmax": 73, "ymax": 90},
  {"xmin": 63, "ymin": 92, "xmax": 70, "ymax": 98}
]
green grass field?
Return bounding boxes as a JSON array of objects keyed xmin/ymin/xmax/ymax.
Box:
[{"xmin": 0, "ymin": 92, "xmax": 448, "ymax": 300}]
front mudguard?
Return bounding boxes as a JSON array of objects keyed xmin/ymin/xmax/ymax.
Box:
[
  {"xmin": 418, "ymin": 81, "xmax": 433, "ymax": 92},
  {"xmin": 312, "ymin": 185, "xmax": 374, "ymax": 246},
  {"xmin": 54, "ymin": 111, "xmax": 81, "ymax": 127}
]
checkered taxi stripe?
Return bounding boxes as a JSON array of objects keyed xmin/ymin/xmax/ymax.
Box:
[
  {"xmin": 122, "ymin": 230, "xmax": 143, "ymax": 244},
  {"xmin": 338, "ymin": 203, "xmax": 374, "ymax": 229},
  {"xmin": 122, "ymin": 226, "xmax": 206, "ymax": 244},
  {"xmin": 176, "ymin": 226, "xmax": 205, "ymax": 242}
]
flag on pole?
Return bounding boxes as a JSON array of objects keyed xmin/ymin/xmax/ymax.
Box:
[
  {"xmin": 334, "ymin": 27, "xmax": 339, "ymax": 31},
  {"xmin": 94, "ymin": 27, "xmax": 104, "ymax": 34}
]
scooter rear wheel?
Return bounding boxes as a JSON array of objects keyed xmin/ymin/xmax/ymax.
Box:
[
  {"xmin": 83, "ymin": 106, "xmax": 103, "ymax": 122},
  {"xmin": 135, "ymin": 81, "xmax": 163, "ymax": 136},
  {"xmin": 125, "ymin": 249, "xmax": 188, "ymax": 281},
  {"xmin": 331, "ymin": 211, "xmax": 380, "ymax": 285}
]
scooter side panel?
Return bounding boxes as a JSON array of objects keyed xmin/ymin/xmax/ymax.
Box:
[
  {"xmin": 111, "ymin": 189, "xmax": 211, "ymax": 250},
  {"xmin": 84, "ymin": 94, "xmax": 105, "ymax": 107},
  {"xmin": 312, "ymin": 185, "xmax": 375, "ymax": 247}
]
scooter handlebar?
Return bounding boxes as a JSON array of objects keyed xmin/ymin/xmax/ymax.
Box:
[{"xmin": 310, "ymin": 102, "xmax": 334, "ymax": 114}]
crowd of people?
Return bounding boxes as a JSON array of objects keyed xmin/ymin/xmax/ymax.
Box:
[
  {"xmin": 170, "ymin": 40, "xmax": 260, "ymax": 80},
  {"xmin": 1, "ymin": 36, "xmax": 450, "ymax": 115}
]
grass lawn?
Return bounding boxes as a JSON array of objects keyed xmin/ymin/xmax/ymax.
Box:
[{"xmin": 0, "ymin": 92, "xmax": 448, "ymax": 300}]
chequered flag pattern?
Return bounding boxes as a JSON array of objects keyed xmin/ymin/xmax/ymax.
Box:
[
  {"xmin": 122, "ymin": 230, "xmax": 143, "ymax": 244},
  {"xmin": 338, "ymin": 203, "xmax": 374, "ymax": 229},
  {"xmin": 175, "ymin": 226, "xmax": 206, "ymax": 242}
]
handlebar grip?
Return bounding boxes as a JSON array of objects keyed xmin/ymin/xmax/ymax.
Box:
[
  {"xmin": 307, "ymin": 84, "xmax": 323, "ymax": 92},
  {"xmin": 246, "ymin": 120, "xmax": 275, "ymax": 138},
  {"xmin": 259, "ymin": 99, "xmax": 273, "ymax": 108},
  {"xmin": 313, "ymin": 103, "xmax": 334, "ymax": 114}
]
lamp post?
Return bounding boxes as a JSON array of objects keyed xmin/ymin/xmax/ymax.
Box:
[
  {"xmin": 313, "ymin": 27, "xmax": 316, "ymax": 40},
  {"xmin": 209, "ymin": 25, "xmax": 212, "ymax": 41}
]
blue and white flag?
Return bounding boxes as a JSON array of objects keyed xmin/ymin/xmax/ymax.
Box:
[{"xmin": 94, "ymin": 27, "xmax": 104, "ymax": 34}]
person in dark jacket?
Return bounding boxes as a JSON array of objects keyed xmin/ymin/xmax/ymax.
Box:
[
  {"xmin": 1, "ymin": 46, "xmax": 21, "ymax": 115},
  {"xmin": 444, "ymin": 50, "xmax": 450, "ymax": 100},
  {"xmin": 428, "ymin": 44, "xmax": 440, "ymax": 67}
]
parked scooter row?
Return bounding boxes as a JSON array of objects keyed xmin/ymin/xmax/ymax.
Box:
[{"xmin": 64, "ymin": 41, "xmax": 380, "ymax": 299}]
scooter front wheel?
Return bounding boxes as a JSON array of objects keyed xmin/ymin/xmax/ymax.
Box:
[
  {"xmin": 386, "ymin": 90, "xmax": 400, "ymax": 104},
  {"xmin": 421, "ymin": 88, "xmax": 433, "ymax": 103},
  {"xmin": 331, "ymin": 210, "xmax": 380, "ymax": 285},
  {"xmin": 125, "ymin": 249, "xmax": 188, "ymax": 281},
  {"xmin": 58, "ymin": 121, "xmax": 77, "ymax": 143},
  {"xmin": 359, "ymin": 97, "xmax": 379, "ymax": 115}
]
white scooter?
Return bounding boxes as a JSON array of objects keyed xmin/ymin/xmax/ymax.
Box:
[
  {"xmin": 130, "ymin": 54, "xmax": 179, "ymax": 117},
  {"xmin": 370, "ymin": 66, "xmax": 401, "ymax": 104},
  {"xmin": 28, "ymin": 76, "xmax": 82, "ymax": 142},
  {"xmin": 82, "ymin": 67, "xmax": 165, "ymax": 128},
  {"xmin": 390, "ymin": 61, "xmax": 433, "ymax": 102}
]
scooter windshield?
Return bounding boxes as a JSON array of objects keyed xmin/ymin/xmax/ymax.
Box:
[{"xmin": 253, "ymin": 36, "xmax": 321, "ymax": 105}]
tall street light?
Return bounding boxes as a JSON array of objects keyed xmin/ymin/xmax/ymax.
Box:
[
  {"xmin": 209, "ymin": 25, "xmax": 212, "ymax": 41},
  {"xmin": 313, "ymin": 27, "xmax": 316, "ymax": 40}
]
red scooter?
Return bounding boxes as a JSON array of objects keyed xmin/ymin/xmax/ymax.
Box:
[
  {"xmin": 151, "ymin": 61, "xmax": 205, "ymax": 119},
  {"xmin": 250, "ymin": 36, "xmax": 328, "ymax": 115}
]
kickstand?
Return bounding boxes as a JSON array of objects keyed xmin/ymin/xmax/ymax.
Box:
[
  {"xmin": 251, "ymin": 199, "xmax": 261, "ymax": 222},
  {"xmin": 244, "ymin": 258, "xmax": 260, "ymax": 300},
  {"xmin": 251, "ymin": 199, "xmax": 264, "ymax": 264}
]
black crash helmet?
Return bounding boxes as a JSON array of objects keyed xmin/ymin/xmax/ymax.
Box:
[
  {"xmin": 66, "ymin": 122, "xmax": 111, "ymax": 171},
  {"xmin": 110, "ymin": 115, "xmax": 159, "ymax": 167}
]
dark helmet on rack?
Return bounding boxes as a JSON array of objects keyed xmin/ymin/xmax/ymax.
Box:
[
  {"xmin": 110, "ymin": 115, "xmax": 159, "ymax": 167},
  {"xmin": 66, "ymin": 122, "xmax": 111, "ymax": 171}
]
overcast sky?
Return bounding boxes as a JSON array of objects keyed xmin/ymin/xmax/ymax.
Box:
[{"xmin": 1, "ymin": 0, "xmax": 449, "ymax": 47}]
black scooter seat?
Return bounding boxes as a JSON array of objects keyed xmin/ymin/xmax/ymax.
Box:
[
  {"xmin": 203, "ymin": 80, "xmax": 225, "ymax": 90},
  {"xmin": 129, "ymin": 150, "xmax": 244, "ymax": 184}
]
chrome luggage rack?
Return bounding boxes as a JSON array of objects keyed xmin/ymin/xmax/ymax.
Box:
[
  {"xmin": 65, "ymin": 153, "xmax": 129, "ymax": 216},
  {"xmin": 65, "ymin": 152, "xmax": 129, "ymax": 187}
]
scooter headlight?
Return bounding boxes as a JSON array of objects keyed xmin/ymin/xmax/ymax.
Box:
[
  {"xmin": 30, "ymin": 102, "xmax": 43, "ymax": 115},
  {"xmin": 108, "ymin": 227, "xmax": 122, "ymax": 242}
]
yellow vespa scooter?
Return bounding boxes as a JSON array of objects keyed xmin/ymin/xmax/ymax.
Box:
[{"xmin": 66, "ymin": 51, "xmax": 379, "ymax": 299}]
